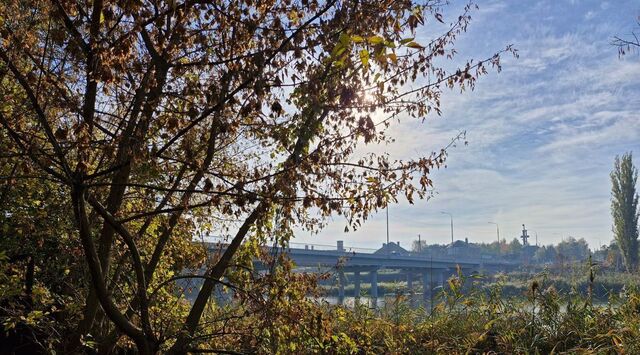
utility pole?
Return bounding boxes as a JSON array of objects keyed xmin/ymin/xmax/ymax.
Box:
[{"xmin": 418, "ymin": 234, "xmax": 422, "ymax": 253}]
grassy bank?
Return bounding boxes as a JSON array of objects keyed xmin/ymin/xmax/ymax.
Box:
[
  {"xmin": 321, "ymin": 267, "xmax": 640, "ymax": 302},
  {"xmin": 214, "ymin": 268, "xmax": 640, "ymax": 354},
  {"xmin": 496, "ymin": 270, "xmax": 640, "ymax": 301}
]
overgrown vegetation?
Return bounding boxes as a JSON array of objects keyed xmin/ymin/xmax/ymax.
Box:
[
  {"xmin": 3, "ymin": 0, "xmax": 636, "ymax": 354},
  {"xmin": 187, "ymin": 266, "xmax": 640, "ymax": 354},
  {"xmin": 330, "ymin": 281, "xmax": 640, "ymax": 353},
  {"xmin": 495, "ymin": 270, "xmax": 640, "ymax": 301},
  {"xmin": 0, "ymin": 0, "xmax": 518, "ymax": 352}
]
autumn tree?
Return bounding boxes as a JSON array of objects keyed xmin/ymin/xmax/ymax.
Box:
[
  {"xmin": 611, "ymin": 153, "xmax": 639, "ymax": 272},
  {"xmin": 0, "ymin": 0, "xmax": 514, "ymax": 353}
]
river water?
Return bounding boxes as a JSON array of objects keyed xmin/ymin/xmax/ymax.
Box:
[{"xmin": 318, "ymin": 294, "xmax": 434, "ymax": 310}]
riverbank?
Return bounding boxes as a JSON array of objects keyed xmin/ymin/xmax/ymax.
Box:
[
  {"xmin": 254, "ymin": 269, "xmax": 640, "ymax": 353},
  {"xmin": 319, "ymin": 269, "xmax": 640, "ymax": 302}
]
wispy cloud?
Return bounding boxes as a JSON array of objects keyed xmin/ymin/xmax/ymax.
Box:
[{"xmin": 296, "ymin": 0, "xmax": 640, "ymax": 251}]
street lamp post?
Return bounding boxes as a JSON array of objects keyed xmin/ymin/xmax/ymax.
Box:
[
  {"xmin": 386, "ymin": 205, "xmax": 390, "ymax": 258},
  {"xmin": 441, "ymin": 211, "xmax": 454, "ymax": 246},
  {"xmin": 488, "ymin": 222, "xmax": 500, "ymax": 247}
]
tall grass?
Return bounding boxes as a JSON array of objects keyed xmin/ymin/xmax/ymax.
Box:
[
  {"xmin": 199, "ymin": 265, "xmax": 640, "ymax": 354},
  {"xmin": 315, "ymin": 267, "xmax": 640, "ymax": 354}
]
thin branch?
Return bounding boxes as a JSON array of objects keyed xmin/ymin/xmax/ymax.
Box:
[
  {"xmin": 0, "ymin": 48, "xmax": 73, "ymax": 178},
  {"xmin": 0, "ymin": 113, "xmax": 68, "ymax": 183},
  {"xmin": 51, "ymin": 0, "xmax": 90, "ymax": 54}
]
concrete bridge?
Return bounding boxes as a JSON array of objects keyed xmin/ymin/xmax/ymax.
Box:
[{"xmin": 206, "ymin": 240, "xmax": 517, "ymax": 304}]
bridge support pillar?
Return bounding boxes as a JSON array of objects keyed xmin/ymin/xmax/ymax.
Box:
[
  {"xmin": 354, "ymin": 271, "xmax": 361, "ymax": 299},
  {"xmin": 338, "ymin": 270, "xmax": 346, "ymax": 304},
  {"xmin": 479, "ymin": 263, "xmax": 485, "ymax": 275},
  {"xmin": 370, "ymin": 270, "xmax": 378, "ymax": 301},
  {"xmin": 422, "ymin": 272, "xmax": 432, "ymax": 301},
  {"xmin": 438, "ymin": 270, "xmax": 445, "ymax": 287},
  {"xmin": 407, "ymin": 272, "xmax": 415, "ymax": 307}
]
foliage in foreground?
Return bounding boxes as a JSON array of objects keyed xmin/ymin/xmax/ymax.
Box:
[
  {"xmin": 4, "ymin": 242, "xmax": 640, "ymax": 354},
  {"xmin": 185, "ymin": 268, "xmax": 640, "ymax": 354},
  {"xmin": 0, "ymin": 0, "xmax": 514, "ymax": 352},
  {"xmin": 324, "ymin": 287, "xmax": 640, "ymax": 354}
]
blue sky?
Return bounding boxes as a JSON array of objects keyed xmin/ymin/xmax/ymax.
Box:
[{"xmin": 296, "ymin": 0, "xmax": 640, "ymax": 251}]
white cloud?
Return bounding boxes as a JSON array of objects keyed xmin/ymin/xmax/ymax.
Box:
[{"xmin": 295, "ymin": 0, "xmax": 640, "ymax": 251}]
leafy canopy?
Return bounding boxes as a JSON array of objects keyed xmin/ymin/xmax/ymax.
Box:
[{"xmin": 0, "ymin": 0, "xmax": 514, "ymax": 352}]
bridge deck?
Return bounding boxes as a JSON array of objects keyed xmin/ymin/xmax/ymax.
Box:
[{"xmin": 205, "ymin": 242, "xmax": 516, "ymax": 272}]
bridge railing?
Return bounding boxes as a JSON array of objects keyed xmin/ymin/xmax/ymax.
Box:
[
  {"xmin": 193, "ymin": 236, "xmax": 378, "ymax": 254},
  {"xmin": 287, "ymin": 242, "xmax": 377, "ymax": 254},
  {"xmin": 194, "ymin": 236, "xmax": 517, "ymax": 266}
]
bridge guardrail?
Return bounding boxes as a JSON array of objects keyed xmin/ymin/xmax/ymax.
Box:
[{"xmin": 195, "ymin": 237, "xmax": 518, "ymax": 267}]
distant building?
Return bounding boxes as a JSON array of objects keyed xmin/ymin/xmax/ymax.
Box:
[
  {"xmin": 374, "ymin": 241, "xmax": 410, "ymax": 256},
  {"xmin": 447, "ymin": 238, "xmax": 481, "ymax": 257}
]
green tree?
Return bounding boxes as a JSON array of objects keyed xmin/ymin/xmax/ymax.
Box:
[
  {"xmin": 556, "ymin": 236, "xmax": 589, "ymax": 262},
  {"xmin": 611, "ymin": 152, "xmax": 639, "ymax": 272},
  {"xmin": 534, "ymin": 245, "xmax": 557, "ymax": 264},
  {"xmin": 507, "ymin": 238, "xmax": 523, "ymax": 254}
]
